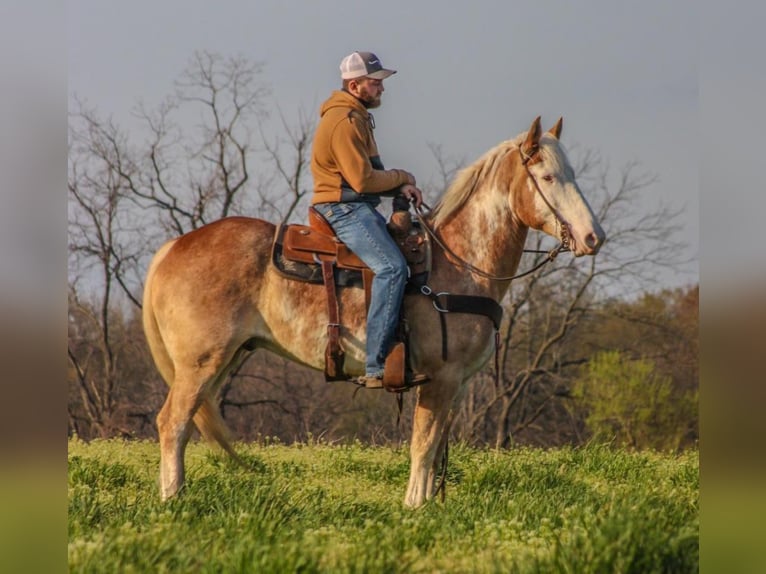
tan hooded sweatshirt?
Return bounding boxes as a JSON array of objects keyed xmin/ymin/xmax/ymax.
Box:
[{"xmin": 311, "ymin": 90, "xmax": 411, "ymax": 205}]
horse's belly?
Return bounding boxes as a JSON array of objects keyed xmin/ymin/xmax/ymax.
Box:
[{"xmin": 258, "ymin": 272, "xmax": 368, "ymax": 373}]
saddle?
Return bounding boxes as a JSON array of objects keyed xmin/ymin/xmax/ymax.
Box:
[{"xmin": 271, "ymin": 206, "xmax": 431, "ymax": 390}]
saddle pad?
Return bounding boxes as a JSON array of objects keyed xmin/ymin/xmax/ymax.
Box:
[{"xmin": 272, "ymin": 224, "xmax": 365, "ymax": 287}]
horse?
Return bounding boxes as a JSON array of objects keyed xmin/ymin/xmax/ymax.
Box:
[{"xmin": 142, "ymin": 116, "xmax": 605, "ymax": 508}]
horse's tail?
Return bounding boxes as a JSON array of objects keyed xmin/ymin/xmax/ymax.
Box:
[
  {"xmin": 193, "ymin": 399, "xmax": 241, "ymax": 463},
  {"xmin": 143, "ymin": 238, "xmax": 241, "ymax": 462},
  {"xmin": 142, "ymin": 239, "xmax": 177, "ymax": 386}
]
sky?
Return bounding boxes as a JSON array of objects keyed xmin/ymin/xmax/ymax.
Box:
[{"xmin": 66, "ymin": 0, "xmax": 699, "ymax": 290}]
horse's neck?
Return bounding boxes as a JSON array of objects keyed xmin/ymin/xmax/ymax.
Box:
[{"xmin": 435, "ymin": 183, "xmax": 528, "ymax": 299}]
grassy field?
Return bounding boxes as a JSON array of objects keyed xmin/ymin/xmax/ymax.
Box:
[{"xmin": 68, "ymin": 438, "xmax": 698, "ymax": 573}]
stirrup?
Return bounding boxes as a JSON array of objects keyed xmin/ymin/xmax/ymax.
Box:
[{"xmin": 383, "ymin": 371, "xmax": 430, "ymax": 393}]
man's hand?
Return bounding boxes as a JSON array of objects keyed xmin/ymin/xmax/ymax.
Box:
[{"xmin": 400, "ymin": 183, "xmax": 424, "ymax": 209}]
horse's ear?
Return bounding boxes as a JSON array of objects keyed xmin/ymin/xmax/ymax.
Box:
[
  {"xmin": 522, "ymin": 116, "xmax": 542, "ymax": 156},
  {"xmin": 548, "ymin": 117, "xmax": 563, "ymax": 140}
]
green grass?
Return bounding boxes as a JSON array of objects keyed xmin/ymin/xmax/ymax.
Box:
[{"xmin": 68, "ymin": 438, "xmax": 698, "ymax": 573}]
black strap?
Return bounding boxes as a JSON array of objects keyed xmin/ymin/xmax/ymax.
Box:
[
  {"xmin": 433, "ymin": 437, "xmax": 449, "ymax": 503},
  {"xmin": 423, "ymin": 290, "xmax": 504, "ymax": 377},
  {"xmin": 432, "ymin": 293, "xmax": 503, "ymax": 331}
]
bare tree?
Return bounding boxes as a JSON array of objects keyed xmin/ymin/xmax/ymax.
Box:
[
  {"xmin": 68, "ymin": 289, "xmax": 161, "ymax": 438},
  {"xmin": 68, "ymin": 105, "xmax": 151, "ymax": 436},
  {"xmin": 125, "ymin": 51, "xmax": 271, "ymax": 235},
  {"xmin": 68, "ymin": 51, "xmax": 316, "ymax": 439},
  {"xmin": 422, "ymin": 142, "xmax": 464, "ymax": 207},
  {"xmin": 258, "ymin": 106, "xmax": 314, "ymax": 224}
]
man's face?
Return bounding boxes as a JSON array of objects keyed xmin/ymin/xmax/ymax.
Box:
[{"xmin": 353, "ymin": 78, "xmax": 384, "ymax": 109}]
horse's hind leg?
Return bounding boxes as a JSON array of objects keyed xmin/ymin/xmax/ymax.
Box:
[{"xmin": 157, "ymin": 367, "xmax": 218, "ymax": 500}]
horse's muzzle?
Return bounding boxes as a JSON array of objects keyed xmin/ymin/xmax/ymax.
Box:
[{"xmin": 572, "ymin": 228, "xmax": 605, "ymax": 256}]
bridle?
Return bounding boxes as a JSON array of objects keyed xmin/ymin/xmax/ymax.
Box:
[
  {"xmin": 413, "ymin": 145, "xmax": 571, "ymax": 283},
  {"xmin": 518, "ymin": 145, "xmax": 572, "ymax": 252}
]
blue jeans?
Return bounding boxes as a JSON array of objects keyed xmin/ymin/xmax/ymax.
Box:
[{"xmin": 320, "ymin": 202, "xmax": 408, "ymax": 377}]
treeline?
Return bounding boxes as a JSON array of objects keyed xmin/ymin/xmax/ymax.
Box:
[
  {"xmin": 68, "ymin": 284, "xmax": 697, "ymax": 451},
  {"xmin": 68, "ymin": 51, "xmax": 696, "ymax": 452}
]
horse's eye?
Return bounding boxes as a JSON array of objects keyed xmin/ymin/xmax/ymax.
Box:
[{"xmin": 542, "ymin": 174, "xmax": 554, "ymax": 183}]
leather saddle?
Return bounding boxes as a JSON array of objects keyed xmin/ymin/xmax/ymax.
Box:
[
  {"xmin": 274, "ymin": 206, "xmax": 429, "ymax": 279},
  {"xmin": 271, "ymin": 205, "xmax": 431, "ymax": 390}
]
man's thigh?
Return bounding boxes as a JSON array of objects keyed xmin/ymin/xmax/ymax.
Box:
[{"xmin": 322, "ymin": 202, "xmax": 400, "ymax": 271}]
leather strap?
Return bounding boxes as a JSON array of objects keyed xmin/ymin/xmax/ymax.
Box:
[
  {"xmin": 431, "ymin": 293, "xmax": 503, "ymax": 330},
  {"xmin": 321, "ymin": 260, "xmax": 345, "ymax": 381},
  {"xmin": 424, "ymin": 290, "xmax": 504, "ymax": 375},
  {"xmin": 362, "ymin": 269, "xmax": 375, "ymax": 315},
  {"xmin": 382, "ymin": 341, "xmax": 406, "ymax": 391}
]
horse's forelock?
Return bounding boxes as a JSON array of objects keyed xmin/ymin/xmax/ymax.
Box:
[{"xmin": 537, "ymin": 134, "xmax": 570, "ymax": 174}]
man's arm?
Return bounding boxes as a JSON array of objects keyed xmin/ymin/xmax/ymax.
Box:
[{"xmin": 331, "ymin": 116, "xmax": 413, "ymax": 194}]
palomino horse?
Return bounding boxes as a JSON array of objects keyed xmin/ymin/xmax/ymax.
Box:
[{"xmin": 142, "ymin": 116, "xmax": 604, "ymax": 508}]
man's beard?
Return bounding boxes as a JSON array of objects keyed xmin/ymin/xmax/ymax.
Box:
[{"xmin": 358, "ymin": 87, "xmax": 381, "ymax": 109}]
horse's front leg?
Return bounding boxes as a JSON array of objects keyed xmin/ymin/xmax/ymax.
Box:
[
  {"xmin": 405, "ymin": 375, "xmax": 461, "ymax": 508},
  {"xmin": 425, "ymin": 382, "xmax": 468, "ymax": 500}
]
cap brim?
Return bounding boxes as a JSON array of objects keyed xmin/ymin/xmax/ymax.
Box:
[{"xmin": 366, "ymin": 69, "xmax": 396, "ymax": 80}]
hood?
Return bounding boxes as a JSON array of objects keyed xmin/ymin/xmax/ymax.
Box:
[{"xmin": 320, "ymin": 90, "xmax": 368, "ymax": 118}]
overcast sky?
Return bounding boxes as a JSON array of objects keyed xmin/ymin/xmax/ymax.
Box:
[{"xmin": 67, "ymin": 0, "xmax": 699, "ymax": 290}]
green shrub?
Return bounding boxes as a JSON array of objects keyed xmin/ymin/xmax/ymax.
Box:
[{"xmin": 572, "ymin": 351, "xmax": 697, "ymax": 451}]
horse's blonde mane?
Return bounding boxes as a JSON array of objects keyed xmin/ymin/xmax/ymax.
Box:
[{"xmin": 429, "ymin": 133, "xmax": 565, "ymax": 228}]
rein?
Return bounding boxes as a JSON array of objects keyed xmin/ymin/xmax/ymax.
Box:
[{"xmin": 415, "ymin": 203, "xmax": 567, "ymax": 282}]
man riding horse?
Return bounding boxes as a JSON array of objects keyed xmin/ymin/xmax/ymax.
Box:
[{"xmin": 310, "ymin": 51, "xmax": 429, "ymax": 390}]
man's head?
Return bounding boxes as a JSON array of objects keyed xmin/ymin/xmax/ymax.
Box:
[
  {"xmin": 340, "ymin": 51, "xmax": 396, "ymax": 81},
  {"xmin": 339, "ymin": 51, "xmax": 396, "ymax": 109}
]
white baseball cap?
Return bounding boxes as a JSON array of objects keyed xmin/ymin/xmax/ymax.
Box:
[{"xmin": 339, "ymin": 51, "xmax": 397, "ymax": 80}]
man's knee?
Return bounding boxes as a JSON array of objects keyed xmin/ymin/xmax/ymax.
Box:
[
  {"xmin": 390, "ymin": 253, "xmax": 409, "ymax": 280},
  {"xmin": 376, "ymin": 254, "xmax": 408, "ymax": 282}
]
